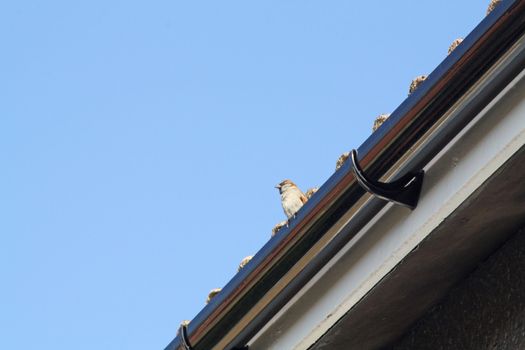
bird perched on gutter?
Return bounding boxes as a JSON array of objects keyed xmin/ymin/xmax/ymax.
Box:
[{"xmin": 276, "ymin": 179, "xmax": 307, "ymax": 219}]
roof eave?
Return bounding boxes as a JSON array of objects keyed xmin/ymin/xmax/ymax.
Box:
[{"xmin": 165, "ymin": 1, "xmax": 525, "ymax": 349}]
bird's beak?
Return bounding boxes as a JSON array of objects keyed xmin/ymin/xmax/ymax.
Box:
[{"xmin": 275, "ymin": 184, "xmax": 281, "ymax": 189}]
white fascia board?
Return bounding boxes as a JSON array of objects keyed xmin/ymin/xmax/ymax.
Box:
[{"xmin": 249, "ymin": 67, "xmax": 525, "ymax": 350}]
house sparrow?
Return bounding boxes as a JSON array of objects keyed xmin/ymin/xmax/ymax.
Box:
[
  {"xmin": 275, "ymin": 179, "xmax": 307, "ymax": 219},
  {"xmin": 237, "ymin": 255, "xmax": 253, "ymax": 272},
  {"xmin": 372, "ymin": 113, "xmax": 390, "ymax": 131},
  {"xmin": 206, "ymin": 288, "xmax": 222, "ymax": 304},
  {"xmin": 336, "ymin": 152, "xmax": 350, "ymax": 171},
  {"xmin": 409, "ymin": 75, "xmax": 427, "ymax": 95},
  {"xmin": 305, "ymin": 187, "xmax": 319, "ymax": 199},
  {"xmin": 272, "ymin": 220, "xmax": 287, "ymax": 236},
  {"xmin": 448, "ymin": 38, "xmax": 463, "ymax": 55},
  {"xmin": 487, "ymin": 0, "xmax": 501, "ymax": 15}
]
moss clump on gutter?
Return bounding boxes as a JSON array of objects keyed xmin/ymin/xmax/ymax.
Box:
[
  {"xmin": 373, "ymin": 114, "xmax": 390, "ymax": 131},
  {"xmin": 206, "ymin": 288, "xmax": 222, "ymax": 304},
  {"xmin": 487, "ymin": 0, "xmax": 502, "ymax": 15},
  {"xmin": 271, "ymin": 220, "xmax": 286, "ymax": 237},
  {"xmin": 448, "ymin": 38, "xmax": 464, "ymax": 55},
  {"xmin": 237, "ymin": 256, "xmax": 253, "ymax": 272},
  {"xmin": 409, "ymin": 75, "xmax": 428, "ymax": 95}
]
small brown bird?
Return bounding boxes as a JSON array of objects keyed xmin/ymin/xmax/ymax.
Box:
[{"xmin": 276, "ymin": 179, "xmax": 307, "ymax": 219}]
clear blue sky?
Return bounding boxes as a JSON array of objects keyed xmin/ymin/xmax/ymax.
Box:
[{"xmin": 1, "ymin": 1, "xmax": 490, "ymax": 349}]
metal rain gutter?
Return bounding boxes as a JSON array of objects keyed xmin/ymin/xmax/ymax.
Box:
[{"xmin": 164, "ymin": 1, "xmax": 525, "ymax": 349}]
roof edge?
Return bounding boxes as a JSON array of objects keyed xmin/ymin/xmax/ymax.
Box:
[{"xmin": 165, "ymin": 1, "xmax": 525, "ymax": 349}]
